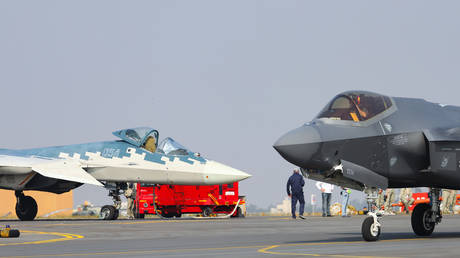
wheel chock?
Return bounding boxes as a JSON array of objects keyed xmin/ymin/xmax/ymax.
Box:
[{"xmin": 0, "ymin": 225, "xmax": 20, "ymax": 238}]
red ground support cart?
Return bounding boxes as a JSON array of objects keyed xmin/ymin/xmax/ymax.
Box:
[
  {"xmin": 392, "ymin": 192, "xmax": 460, "ymax": 212},
  {"xmin": 134, "ymin": 182, "xmax": 246, "ymax": 218}
]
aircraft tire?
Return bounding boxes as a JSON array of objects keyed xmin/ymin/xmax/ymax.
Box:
[
  {"xmin": 411, "ymin": 203, "xmax": 435, "ymax": 236},
  {"xmin": 15, "ymin": 196, "xmax": 38, "ymax": 221},
  {"xmin": 100, "ymin": 205, "xmax": 117, "ymax": 220},
  {"xmin": 361, "ymin": 216, "xmax": 380, "ymax": 241}
]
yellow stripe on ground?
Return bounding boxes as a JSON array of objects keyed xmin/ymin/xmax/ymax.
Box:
[
  {"xmin": 257, "ymin": 238, "xmax": 432, "ymax": 257},
  {"xmin": 2, "ymin": 237, "xmax": 433, "ymax": 258},
  {"xmin": 0, "ymin": 230, "xmax": 84, "ymax": 247},
  {"xmin": 2, "ymin": 244, "xmax": 269, "ymax": 258}
]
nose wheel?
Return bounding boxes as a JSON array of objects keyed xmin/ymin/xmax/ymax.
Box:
[
  {"xmin": 362, "ymin": 214, "xmax": 381, "ymax": 241},
  {"xmin": 361, "ymin": 187, "xmax": 382, "ymax": 241}
]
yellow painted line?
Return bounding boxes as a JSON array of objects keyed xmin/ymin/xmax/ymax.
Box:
[
  {"xmin": 267, "ymin": 217, "xmax": 292, "ymax": 220},
  {"xmin": 259, "ymin": 245, "xmax": 393, "ymax": 257},
  {"xmin": 2, "ymin": 244, "xmax": 269, "ymax": 258},
  {"xmin": 0, "ymin": 230, "xmax": 84, "ymax": 247},
  {"xmin": 21, "ymin": 219, "xmax": 218, "ymax": 227},
  {"xmin": 2, "ymin": 237, "xmax": 436, "ymax": 258},
  {"xmin": 257, "ymin": 238, "xmax": 433, "ymax": 257}
]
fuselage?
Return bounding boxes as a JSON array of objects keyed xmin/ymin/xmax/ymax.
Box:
[
  {"xmin": 275, "ymin": 91, "xmax": 460, "ymax": 189},
  {"xmin": 0, "ymin": 138, "xmax": 250, "ymax": 193}
]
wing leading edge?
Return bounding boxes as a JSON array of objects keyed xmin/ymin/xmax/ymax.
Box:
[{"xmin": 0, "ymin": 155, "xmax": 102, "ymax": 186}]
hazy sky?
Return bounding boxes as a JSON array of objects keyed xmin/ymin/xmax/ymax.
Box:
[{"xmin": 1, "ymin": 1, "xmax": 459, "ymax": 208}]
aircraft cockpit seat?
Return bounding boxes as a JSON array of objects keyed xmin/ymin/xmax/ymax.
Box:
[{"xmin": 143, "ymin": 136, "xmax": 157, "ymax": 153}]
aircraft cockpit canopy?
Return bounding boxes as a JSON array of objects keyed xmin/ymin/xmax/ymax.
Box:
[
  {"xmin": 113, "ymin": 127, "xmax": 159, "ymax": 152},
  {"xmin": 317, "ymin": 92, "xmax": 393, "ymax": 122},
  {"xmin": 157, "ymin": 137, "xmax": 190, "ymax": 156}
]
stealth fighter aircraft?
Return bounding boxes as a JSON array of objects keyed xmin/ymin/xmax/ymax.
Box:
[
  {"xmin": 0, "ymin": 127, "xmax": 250, "ymax": 220},
  {"xmin": 274, "ymin": 91, "xmax": 460, "ymax": 241}
]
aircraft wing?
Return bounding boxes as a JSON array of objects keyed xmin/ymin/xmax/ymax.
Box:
[{"xmin": 0, "ymin": 155, "xmax": 103, "ymax": 186}]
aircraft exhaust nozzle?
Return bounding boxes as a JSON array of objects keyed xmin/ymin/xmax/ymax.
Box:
[
  {"xmin": 203, "ymin": 161, "xmax": 251, "ymax": 185},
  {"xmin": 273, "ymin": 126, "xmax": 322, "ymax": 168}
]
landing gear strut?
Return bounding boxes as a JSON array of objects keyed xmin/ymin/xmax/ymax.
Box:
[
  {"xmin": 15, "ymin": 191, "xmax": 38, "ymax": 221},
  {"xmin": 100, "ymin": 184, "xmax": 122, "ymax": 220},
  {"xmin": 411, "ymin": 188, "xmax": 442, "ymax": 236},
  {"xmin": 361, "ymin": 187, "xmax": 382, "ymax": 241}
]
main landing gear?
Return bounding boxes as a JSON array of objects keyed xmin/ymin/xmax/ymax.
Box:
[
  {"xmin": 100, "ymin": 184, "xmax": 122, "ymax": 220},
  {"xmin": 15, "ymin": 191, "xmax": 38, "ymax": 221},
  {"xmin": 361, "ymin": 187, "xmax": 443, "ymax": 241},
  {"xmin": 411, "ymin": 188, "xmax": 441, "ymax": 236}
]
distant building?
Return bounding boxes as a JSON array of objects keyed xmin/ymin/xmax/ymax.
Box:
[
  {"xmin": 0, "ymin": 190, "xmax": 73, "ymax": 218},
  {"xmin": 270, "ymin": 197, "xmax": 291, "ymax": 214}
]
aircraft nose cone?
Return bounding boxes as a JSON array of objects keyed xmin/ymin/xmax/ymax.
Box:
[
  {"xmin": 274, "ymin": 126, "xmax": 321, "ymax": 168},
  {"xmin": 204, "ymin": 161, "xmax": 251, "ymax": 185}
]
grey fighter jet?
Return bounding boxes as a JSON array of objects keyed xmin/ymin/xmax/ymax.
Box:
[{"xmin": 274, "ymin": 91, "xmax": 460, "ymax": 241}]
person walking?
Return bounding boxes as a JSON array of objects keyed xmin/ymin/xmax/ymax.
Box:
[
  {"xmin": 384, "ymin": 189, "xmax": 395, "ymax": 215},
  {"xmin": 286, "ymin": 169, "xmax": 306, "ymax": 219},
  {"xmin": 316, "ymin": 182, "xmax": 334, "ymax": 217},
  {"xmin": 340, "ymin": 187, "xmax": 351, "ymax": 217},
  {"xmin": 399, "ymin": 188, "xmax": 415, "ymax": 214}
]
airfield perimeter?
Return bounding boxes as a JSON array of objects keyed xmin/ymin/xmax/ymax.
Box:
[{"xmin": 2, "ymin": 215, "xmax": 460, "ymax": 257}]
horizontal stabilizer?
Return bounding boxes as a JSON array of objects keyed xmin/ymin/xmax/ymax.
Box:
[{"xmin": 32, "ymin": 160, "xmax": 103, "ymax": 186}]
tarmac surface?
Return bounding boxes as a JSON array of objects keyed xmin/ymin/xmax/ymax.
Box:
[{"xmin": 2, "ymin": 215, "xmax": 460, "ymax": 257}]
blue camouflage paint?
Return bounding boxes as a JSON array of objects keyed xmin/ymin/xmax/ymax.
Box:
[{"xmin": 0, "ymin": 127, "xmax": 207, "ymax": 165}]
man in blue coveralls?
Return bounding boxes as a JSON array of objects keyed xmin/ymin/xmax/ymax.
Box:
[{"xmin": 287, "ymin": 168, "xmax": 306, "ymax": 219}]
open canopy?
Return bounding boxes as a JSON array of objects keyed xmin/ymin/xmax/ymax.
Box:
[
  {"xmin": 112, "ymin": 127, "xmax": 159, "ymax": 148},
  {"xmin": 317, "ymin": 91, "xmax": 393, "ymax": 122}
]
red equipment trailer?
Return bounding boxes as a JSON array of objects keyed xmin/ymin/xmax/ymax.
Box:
[
  {"xmin": 134, "ymin": 182, "xmax": 246, "ymax": 218},
  {"xmin": 392, "ymin": 192, "xmax": 460, "ymax": 212}
]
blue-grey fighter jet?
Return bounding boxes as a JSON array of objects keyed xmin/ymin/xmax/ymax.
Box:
[
  {"xmin": 274, "ymin": 91, "xmax": 460, "ymax": 241},
  {"xmin": 0, "ymin": 127, "xmax": 250, "ymax": 220}
]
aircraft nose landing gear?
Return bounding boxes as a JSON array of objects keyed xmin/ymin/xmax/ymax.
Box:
[
  {"xmin": 15, "ymin": 191, "xmax": 38, "ymax": 221},
  {"xmin": 100, "ymin": 184, "xmax": 122, "ymax": 220},
  {"xmin": 361, "ymin": 188, "xmax": 383, "ymax": 241}
]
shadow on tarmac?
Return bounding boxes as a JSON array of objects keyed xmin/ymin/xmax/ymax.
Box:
[{"xmin": 284, "ymin": 231, "xmax": 460, "ymax": 244}]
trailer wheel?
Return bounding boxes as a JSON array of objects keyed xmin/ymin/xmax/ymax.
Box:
[{"xmin": 202, "ymin": 207, "xmax": 213, "ymax": 217}]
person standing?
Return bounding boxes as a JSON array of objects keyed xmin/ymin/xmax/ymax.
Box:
[
  {"xmin": 442, "ymin": 189, "xmax": 452, "ymax": 214},
  {"xmin": 384, "ymin": 189, "xmax": 395, "ymax": 215},
  {"xmin": 316, "ymin": 182, "xmax": 334, "ymax": 217},
  {"xmin": 286, "ymin": 169, "xmax": 306, "ymax": 219},
  {"xmin": 445, "ymin": 189, "xmax": 457, "ymax": 214},
  {"xmin": 124, "ymin": 183, "xmax": 136, "ymax": 219},
  {"xmin": 340, "ymin": 187, "xmax": 351, "ymax": 217},
  {"xmin": 449, "ymin": 190, "xmax": 457, "ymax": 214},
  {"xmin": 376, "ymin": 189, "xmax": 385, "ymax": 211},
  {"xmin": 399, "ymin": 188, "xmax": 415, "ymax": 214}
]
